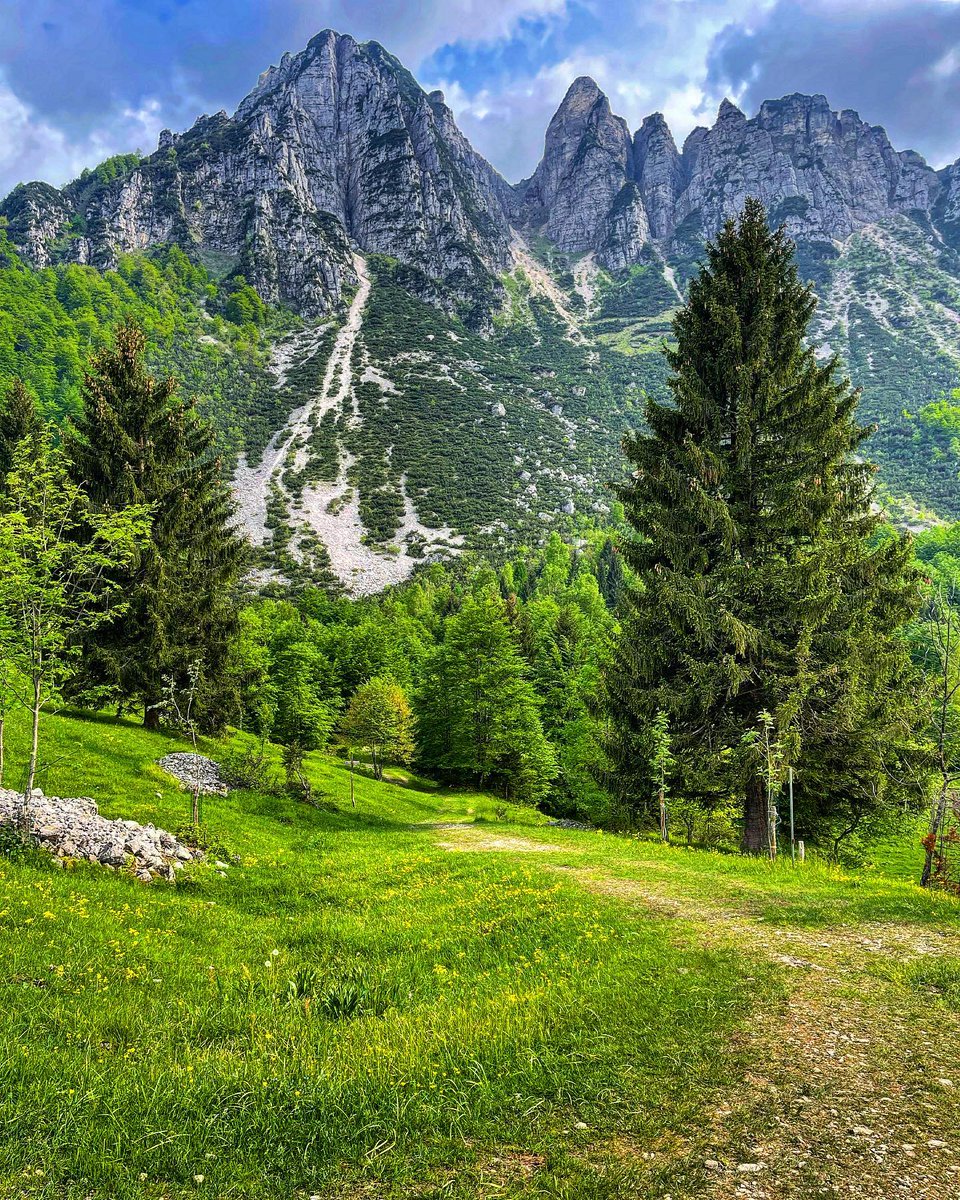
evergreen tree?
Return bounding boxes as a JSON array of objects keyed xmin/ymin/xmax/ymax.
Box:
[
  {"xmin": 416, "ymin": 587, "xmax": 557, "ymax": 802},
  {"xmin": 595, "ymin": 537, "xmax": 625, "ymax": 610},
  {"xmin": 606, "ymin": 199, "xmax": 925, "ymax": 853},
  {"xmin": 66, "ymin": 319, "xmax": 246, "ymax": 728},
  {"xmin": 0, "ymin": 378, "xmax": 41, "ymax": 483}
]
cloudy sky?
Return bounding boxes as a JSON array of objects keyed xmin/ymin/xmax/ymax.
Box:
[{"xmin": 3, "ymin": 0, "xmax": 960, "ymax": 196}]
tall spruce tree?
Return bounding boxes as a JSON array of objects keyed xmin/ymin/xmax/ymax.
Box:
[
  {"xmin": 606, "ymin": 199, "xmax": 925, "ymax": 853},
  {"xmin": 0, "ymin": 379, "xmax": 42, "ymax": 483},
  {"xmin": 66, "ymin": 319, "xmax": 245, "ymax": 728}
]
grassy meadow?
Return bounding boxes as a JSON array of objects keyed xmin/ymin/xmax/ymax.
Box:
[{"xmin": 1, "ymin": 707, "xmax": 959, "ymax": 1198}]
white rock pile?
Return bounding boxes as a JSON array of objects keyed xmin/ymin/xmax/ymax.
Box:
[
  {"xmin": 157, "ymin": 753, "xmax": 230, "ymax": 796},
  {"xmin": 0, "ymin": 788, "xmax": 201, "ymax": 881}
]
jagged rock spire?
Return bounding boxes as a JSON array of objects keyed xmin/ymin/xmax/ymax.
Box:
[{"xmin": 521, "ymin": 76, "xmax": 634, "ymax": 254}]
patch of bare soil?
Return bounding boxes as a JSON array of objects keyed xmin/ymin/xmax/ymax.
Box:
[
  {"xmin": 559, "ymin": 867, "xmax": 960, "ymax": 1199},
  {"xmin": 434, "ymin": 825, "xmax": 563, "ymax": 854}
]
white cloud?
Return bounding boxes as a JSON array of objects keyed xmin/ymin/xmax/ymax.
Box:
[
  {"xmin": 423, "ymin": 0, "xmax": 772, "ymax": 178},
  {"xmin": 281, "ymin": 0, "xmax": 570, "ymax": 65},
  {"xmin": 0, "ymin": 74, "xmax": 167, "ymax": 192}
]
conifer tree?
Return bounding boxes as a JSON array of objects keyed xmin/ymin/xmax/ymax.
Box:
[
  {"xmin": 416, "ymin": 587, "xmax": 557, "ymax": 802},
  {"xmin": 606, "ymin": 199, "xmax": 925, "ymax": 852},
  {"xmin": 0, "ymin": 378, "xmax": 41, "ymax": 483},
  {"xmin": 66, "ymin": 319, "xmax": 245, "ymax": 728}
]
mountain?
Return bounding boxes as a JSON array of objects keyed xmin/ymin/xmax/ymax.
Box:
[
  {"xmin": 4, "ymin": 30, "xmax": 960, "ymax": 594},
  {"xmin": 518, "ymin": 88, "xmax": 943, "ymax": 265},
  {"xmin": 1, "ymin": 32, "xmax": 514, "ymax": 318}
]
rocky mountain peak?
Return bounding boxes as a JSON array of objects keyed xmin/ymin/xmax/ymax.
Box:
[
  {"xmin": 518, "ymin": 82, "xmax": 957, "ymax": 273},
  {"xmin": 520, "ymin": 76, "xmax": 634, "ymax": 254},
  {"xmin": 3, "ymin": 31, "xmax": 960, "ymax": 327},
  {"xmin": 716, "ymin": 97, "xmax": 746, "ymax": 123},
  {"xmin": 1, "ymin": 28, "xmax": 513, "ymax": 317},
  {"xmin": 633, "ymin": 113, "xmax": 682, "ymax": 240}
]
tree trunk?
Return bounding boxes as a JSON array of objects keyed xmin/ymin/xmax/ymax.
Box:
[
  {"xmin": 23, "ymin": 677, "xmax": 42, "ymax": 823},
  {"xmin": 921, "ymin": 782, "xmax": 950, "ymax": 887},
  {"xmin": 742, "ymin": 775, "xmax": 769, "ymax": 854},
  {"xmin": 143, "ymin": 702, "xmax": 161, "ymax": 730}
]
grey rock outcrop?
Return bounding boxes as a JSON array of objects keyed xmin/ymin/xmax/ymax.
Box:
[
  {"xmin": 633, "ymin": 114, "xmax": 682, "ymax": 240},
  {"xmin": 670, "ymin": 93, "xmax": 941, "ymax": 244},
  {"xmin": 518, "ymin": 76, "xmax": 634, "ymax": 255},
  {"xmin": 0, "ymin": 181, "xmax": 80, "ymax": 268},
  {"xmin": 520, "ymin": 86, "xmax": 954, "ymax": 270},
  {"xmin": 598, "ymin": 182, "xmax": 650, "ymax": 272},
  {"xmin": 0, "ymin": 788, "xmax": 201, "ymax": 881},
  {"xmin": 1, "ymin": 31, "xmax": 513, "ymax": 316}
]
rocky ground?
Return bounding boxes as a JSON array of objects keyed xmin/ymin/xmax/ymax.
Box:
[
  {"xmin": 157, "ymin": 752, "xmax": 230, "ymax": 796},
  {"xmin": 0, "ymin": 788, "xmax": 201, "ymax": 881}
]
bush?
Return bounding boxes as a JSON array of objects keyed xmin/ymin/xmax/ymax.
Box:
[{"xmin": 220, "ymin": 741, "xmax": 281, "ymax": 793}]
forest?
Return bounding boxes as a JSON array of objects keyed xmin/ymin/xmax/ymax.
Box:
[{"xmin": 1, "ymin": 201, "xmax": 959, "ymax": 880}]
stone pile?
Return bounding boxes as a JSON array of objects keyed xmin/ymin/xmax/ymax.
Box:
[
  {"xmin": 0, "ymin": 788, "xmax": 201, "ymax": 881},
  {"xmin": 157, "ymin": 753, "xmax": 230, "ymax": 796}
]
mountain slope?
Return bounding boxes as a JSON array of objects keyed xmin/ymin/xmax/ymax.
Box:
[{"xmin": 3, "ymin": 31, "xmax": 960, "ymax": 591}]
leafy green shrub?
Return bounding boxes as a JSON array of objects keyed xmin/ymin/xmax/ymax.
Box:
[{"xmin": 220, "ymin": 742, "xmax": 281, "ymax": 793}]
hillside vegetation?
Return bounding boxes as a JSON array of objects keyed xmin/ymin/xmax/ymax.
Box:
[
  {"xmin": 0, "ymin": 234, "xmax": 296, "ymax": 463},
  {"xmin": 1, "ymin": 705, "xmax": 959, "ymax": 1198}
]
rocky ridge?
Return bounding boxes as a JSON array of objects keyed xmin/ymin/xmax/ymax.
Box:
[
  {"xmin": 0, "ymin": 788, "xmax": 201, "ymax": 881},
  {"xmin": 519, "ymin": 87, "xmax": 951, "ymax": 271},
  {"xmin": 5, "ymin": 32, "xmax": 960, "ymax": 315},
  {"xmin": 0, "ymin": 31, "xmax": 513, "ymax": 316}
]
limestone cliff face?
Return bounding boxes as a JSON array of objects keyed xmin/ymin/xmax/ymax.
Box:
[
  {"xmin": 521, "ymin": 87, "xmax": 953, "ymax": 268},
  {"xmin": 517, "ymin": 77, "xmax": 635, "ymax": 255},
  {"xmin": 0, "ymin": 31, "xmax": 513, "ymax": 315},
  {"xmin": 671, "ymin": 94, "xmax": 940, "ymax": 243},
  {"xmin": 0, "ymin": 182, "xmax": 80, "ymax": 268},
  {"xmin": 5, "ymin": 31, "xmax": 960, "ymax": 312},
  {"xmin": 632, "ymin": 113, "xmax": 682, "ymax": 241}
]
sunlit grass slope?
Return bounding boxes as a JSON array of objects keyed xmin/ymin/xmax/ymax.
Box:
[{"xmin": 0, "ymin": 707, "xmax": 766, "ymax": 1200}]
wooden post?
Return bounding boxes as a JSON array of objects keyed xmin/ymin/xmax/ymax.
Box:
[
  {"xmin": 349, "ymin": 748, "xmax": 356, "ymax": 810},
  {"xmin": 789, "ymin": 766, "xmax": 795, "ymax": 866},
  {"xmin": 797, "ymin": 839, "xmax": 805, "ymax": 863}
]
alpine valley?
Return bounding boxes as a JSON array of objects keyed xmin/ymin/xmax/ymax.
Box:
[{"xmin": 4, "ymin": 28, "xmax": 960, "ymax": 594}]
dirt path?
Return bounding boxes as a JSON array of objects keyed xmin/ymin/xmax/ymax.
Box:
[{"xmin": 435, "ymin": 826, "xmax": 960, "ymax": 1197}]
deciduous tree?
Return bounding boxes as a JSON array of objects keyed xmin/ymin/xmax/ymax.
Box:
[
  {"xmin": 340, "ymin": 677, "xmax": 415, "ymax": 781},
  {"xmin": 0, "ymin": 429, "xmax": 149, "ymax": 800}
]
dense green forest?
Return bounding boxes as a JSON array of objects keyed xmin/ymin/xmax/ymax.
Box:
[{"xmin": 0, "ymin": 230, "xmax": 296, "ymax": 461}]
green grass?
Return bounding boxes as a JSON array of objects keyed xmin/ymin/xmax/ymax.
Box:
[
  {"xmin": 0, "ymin": 707, "xmax": 769, "ymax": 1199},
  {"xmin": 526, "ymin": 830, "xmax": 960, "ymax": 930},
  {"xmin": 2, "ymin": 706, "xmax": 959, "ymax": 1197}
]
